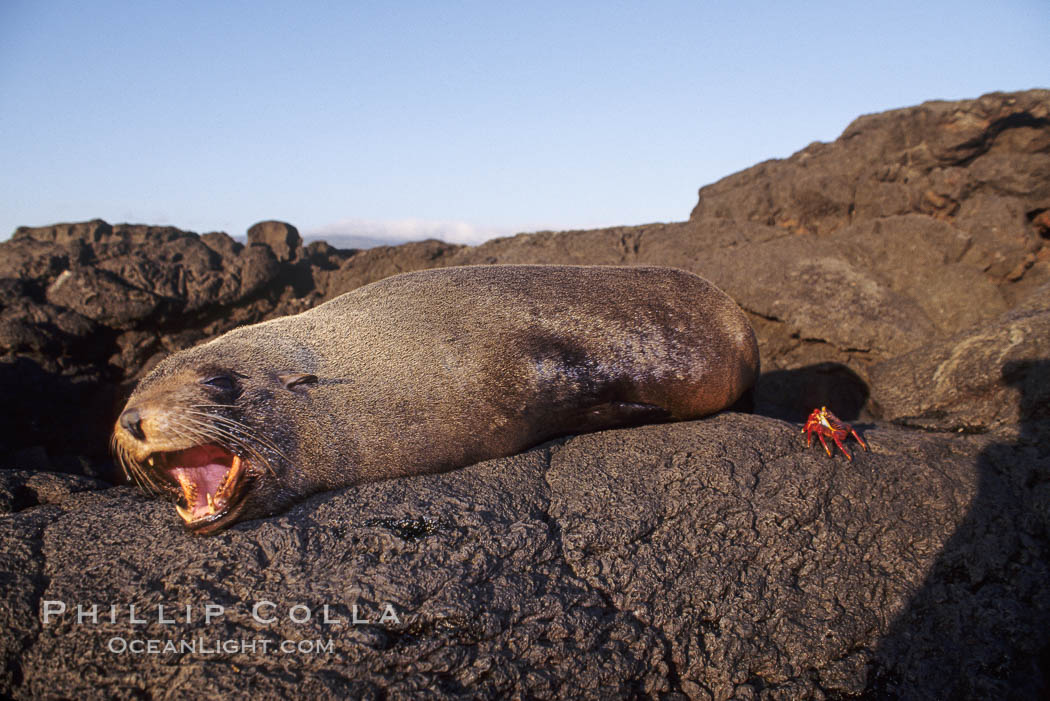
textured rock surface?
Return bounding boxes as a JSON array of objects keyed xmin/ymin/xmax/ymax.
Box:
[
  {"xmin": 246, "ymin": 220, "xmax": 303, "ymax": 263},
  {"xmin": 870, "ymin": 284, "xmax": 1050, "ymax": 438},
  {"xmin": 3, "ymin": 415, "xmax": 1047, "ymax": 699},
  {"xmin": 2, "ymin": 89, "xmax": 1049, "ymax": 698}
]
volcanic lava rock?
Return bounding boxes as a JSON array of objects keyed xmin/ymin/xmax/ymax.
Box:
[
  {"xmin": 1, "ymin": 413, "xmax": 1046, "ymax": 699},
  {"xmin": 247, "ymin": 220, "xmax": 303, "ymax": 263}
]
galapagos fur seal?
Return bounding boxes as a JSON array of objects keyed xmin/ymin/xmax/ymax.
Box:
[{"xmin": 112, "ymin": 264, "xmax": 759, "ymax": 534}]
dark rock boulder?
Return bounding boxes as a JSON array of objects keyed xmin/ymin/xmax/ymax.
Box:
[
  {"xmin": 322, "ymin": 239, "xmax": 464, "ymax": 300},
  {"xmin": 45, "ymin": 267, "xmax": 164, "ymax": 329},
  {"xmin": 688, "ymin": 90, "xmax": 1050, "ymax": 294},
  {"xmin": 247, "ymin": 220, "xmax": 303, "ymax": 263},
  {"xmin": 5, "ymin": 220, "xmax": 289, "ymax": 324},
  {"xmin": 10, "ymin": 218, "xmax": 114, "ymax": 246},
  {"xmin": 869, "ymin": 283, "xmax": 1050, "ymax": 437}
]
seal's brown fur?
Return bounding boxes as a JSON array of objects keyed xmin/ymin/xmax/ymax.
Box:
[{"xmin": 113, "ymin": 265, "xmax": 759, "ymax": 533}]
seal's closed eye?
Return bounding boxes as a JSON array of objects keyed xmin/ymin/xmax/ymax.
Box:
[
  {"xmin": 202, "ymin": 375, "xmax": 236, "ymax": 391},
  {"xmin": 278, "ymin": 372, "xmax": 318, "ymax": 390}
]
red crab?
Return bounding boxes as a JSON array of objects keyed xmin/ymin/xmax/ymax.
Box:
[{"xmin": 802, "ymin": 406, "xmax": 868, "ymax": 461}]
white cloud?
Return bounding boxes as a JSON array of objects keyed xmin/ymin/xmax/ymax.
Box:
[{"xmin": 304, "ymin": 217, "xmax": 522, "ymax": 247}]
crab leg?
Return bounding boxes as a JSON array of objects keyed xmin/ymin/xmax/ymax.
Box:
[
  {"xmin": 816, "ymin": 430, "xmax": 833, "ymax": 458},
  {"xmin": 831, "ymin": 431, "xmax": 854, "ymax": 461}
]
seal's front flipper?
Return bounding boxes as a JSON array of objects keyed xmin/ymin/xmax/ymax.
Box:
[{"xmin": 569, "ymin": 401, "xmax": 672, "ymax": 434}]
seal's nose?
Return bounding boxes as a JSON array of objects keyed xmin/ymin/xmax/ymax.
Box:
[{"xmin": 119, "ymin": 408, "xmax": 146, "ymax": 441}]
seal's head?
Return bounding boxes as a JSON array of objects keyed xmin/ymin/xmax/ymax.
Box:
[{"xmin": 111, "ymin": 336, "xmax": 320, "ymax": 535}]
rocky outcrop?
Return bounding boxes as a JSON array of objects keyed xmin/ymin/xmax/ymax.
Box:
[
  {"xmin": 2, "ymin": 413, "xmax": 1046, "ymax": 699},
  {"xmin": 869, "ymin": 282, "xmax": 1050, "ymax": 438},
  {"xmin": 689, "ymin": 91, "xmax": 1050, "ymax": 286},
  {"xmin": 246, "ymin": 220, "xmax": 303, "ymax": 263},
  {"xmin": 1, "ymin": 89, "xmax": 1048, "ymax": 698}
]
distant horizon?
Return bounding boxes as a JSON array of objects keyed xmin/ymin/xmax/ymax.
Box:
[
  {"xmin": 2, "ymin": 2, "xmax": 1047, "ymax": 245},
  {"xmin": 10, "ymin": 85, "xmax": 1049, "ymax": 250},
  {"xmin": 4, "ymin": 84, "xmax": 1047, "ymax": 249}
]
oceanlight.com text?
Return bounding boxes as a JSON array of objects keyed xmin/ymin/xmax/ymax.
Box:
[{"xmin": 107, "ymin": 636, "xmax": 335, "ymax": 655}]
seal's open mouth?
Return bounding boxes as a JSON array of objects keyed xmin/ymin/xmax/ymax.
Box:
[{"xmin": 148, "ymin": 444, "xmax": 251, "ymax": 532}]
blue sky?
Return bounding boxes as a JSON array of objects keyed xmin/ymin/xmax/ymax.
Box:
[{"xmin": 1, "ymin": 1, "xmax": 1047, "ymax": 245}]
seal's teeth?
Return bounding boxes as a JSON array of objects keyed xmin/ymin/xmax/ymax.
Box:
[
  {"xmin": 217, "ymin": 455, "xmax": 244, "ymax": 499},
  {"xmin": 175, "ymin": 502, "xmax": 194, "ymax": 522},
  {"xmin": 206, "ymin": 493, "xmax": 215, "ymax": 512},
  {"xmin": 146, "ymin": 456, "xmax": 155, "ymax": 467},
  {"xmin": 174, "ymin": 473, "xmax": 193, "ymax": 501}
]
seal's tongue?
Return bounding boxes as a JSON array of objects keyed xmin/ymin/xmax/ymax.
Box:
[{"xmin": 164, "ymin": 445, "xmax": 242, "ymax": 522}]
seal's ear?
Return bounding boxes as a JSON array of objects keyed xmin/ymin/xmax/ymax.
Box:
[{"xmin": 278, "ymin": 372, "xmax": 318, "ymax": 390}]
